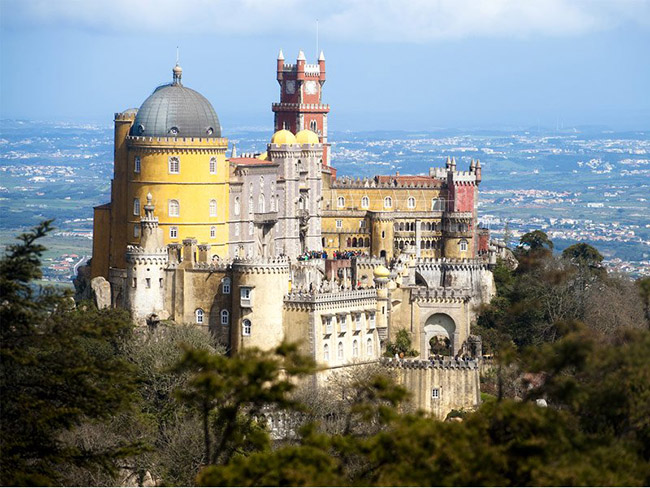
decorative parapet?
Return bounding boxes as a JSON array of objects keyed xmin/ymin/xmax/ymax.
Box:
[
  {"xmin": 331, "ymin": 175, "xmax": 443, "ymax": 189},
  {"xmin": 415, "ymin": 257, "xmax": 490, "ymax": 271},
  {"xmin": 125, "ymin": 245, "xmax": 168, "ymax": 265},
  {"xmin": 355, "ymin": 256, "xmax": 387, "ymax": 267},
  {"xmin": 444, "ymin": 211, "xmax": 473, "ymax": 220},
  {"xmin": 192, "ymin": 260, "xmax": 233, "ymax": 271},
  {"xmin": 126, "ymin": 135, "xmax": 228, "ymax": 149},
  {"xmin": 381, "ymin": 357, "xmax": 478, "ymax": 370},
  {"xmin": 272, "ymin": 103, "xmax": 329, "ymax": 111},
  {"xmin": 410, "ymin": 287, "xmax": 472, "ymax": 302},
  {"xmin": 284, "ymin": 287, "xmax": 377, "ymax": 309}
]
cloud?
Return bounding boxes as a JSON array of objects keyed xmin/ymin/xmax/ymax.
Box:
[{"xmin": 3, "ymin": 0, "xmax": 649, "ymax": 42}]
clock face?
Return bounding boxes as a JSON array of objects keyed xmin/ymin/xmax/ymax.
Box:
[
  {"xmin": 285, "ymin": 80, "xmax": 295, "ymax": 94},
  {"xmin": 304, "ymin": 80, "xmax": 318, "ymax": 95}
]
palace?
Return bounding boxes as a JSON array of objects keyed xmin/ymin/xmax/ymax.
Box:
[{"xmin": 81, "ymin": 50, "xmax": 502, "ymax": 419}]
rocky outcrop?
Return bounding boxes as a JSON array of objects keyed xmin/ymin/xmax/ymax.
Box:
[{"xmin": 90, "ymin": 276, "xmax": 111, "ymax": 310}]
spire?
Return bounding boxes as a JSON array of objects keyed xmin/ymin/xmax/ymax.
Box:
[
  {"xmin": 278, "ymin": 49, "xmax": 284, "ymax": 60},
  {"xmin": 319, "ymin": 50, "xmax": 325, "ymax": 61},
  {"xmin": 297, "ymin": 49, "xmax": 306, "ymax": 61},
  {"xmin": 231, "ymin": 143, "xmax": 238, "ymax": 158},
  {"xmin": 470, "ymin": 159, "xmax": 476, "ymax": 170}
]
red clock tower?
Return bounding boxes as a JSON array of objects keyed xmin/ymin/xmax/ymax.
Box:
[{"xmin": 273, "ymin": 49, "xmax": 332, "ymax": 169}]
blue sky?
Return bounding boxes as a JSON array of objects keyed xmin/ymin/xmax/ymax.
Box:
[{"xmin": 1, "ymin": 0, "xmax": 649, "ymax": 131}]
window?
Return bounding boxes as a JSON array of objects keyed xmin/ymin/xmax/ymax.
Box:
[
  {"xmin": 234, "ymin": 196, "xmax": 241, "ymax": 216},
  {"xmin": 248, "ymin": 196, "xmax": 253, "ymax": 215},
  {"xmin": 235, "ymin": 223, "xmax": 240, "ymax": 236},
  {"xmin": 249, "ymin": 221, "xmax": 254, "ymax": 235},
  {"xmin": 337, "ymin": 196, "xmax": 345, "ymax": 208},
  {"xmin": 336, "ymin": 220, "xmax": 342, "ymax": 229},
  {"xmin": 145, "ymin": 278, "xmax": 151, "ymax": 289},
  {"xmin": 432, "ymin": 198, "xmax": 445, "ymax": 211},
  {"xmin": 221, "ymin": 309, "xmax": 229, "ymax": 325},
  {"xmin": 133, "ymin": 198, "xmax": 140, "ymax": 216},
  {"xmin": 460, "ymin": 240, "xmax": 468, "ymax": 252},
  {"xmin": 258, "ymin": 194, "xmax": 265, "ymax": 213},
  {"xmin": 353, "ymin": 340, "xmax": 359, "ymax": 358},
  {"xmin": 209, "ymin": 199, "xmax": 217, "ymax": 217},
  {"xmin": 133, "ymin": 225, "xmax": 140, "ymax": 238},
  {"xmin": 242, "ymin": 319, "xmax": 252, "ymax": 336},
  {"xmin": 159, "ymin": 278, "xmax": 163, "ymax": 288},
  {"xmin": 132, "ymin": 278, "xmax": 137, "ymax": 288},
  {"xmin": 432, "ymin": 388, "xmax": 440, "ymax": 399},
  {"xmin": 340, "ymin": 315, "xmax": 347, "ymax": 333},
  {"xmin": 241, "ymin": 287, "xmax": 252, "ymax": 307},
  {"xmin": 310, "ymin": 119, "xmax": 318, "ymax": 132},
  {"xmin": 134, "ymin": 156, "xmax": 141, "ymax": 173},
  {"xmin": 408, "ymin": 196, "xmax": 416, "ymax": 209},
  {"xmin": 168, "ymin": 199, "xmax": 180, "ymax": 217},
  {"xmin": 367, "ymin": 338, "xmax": 373, "ymax": 356},
  {"xmin": 325, "ymin": 317, "xmax": 333, "ymax": 334},
  {"xmin": 323, "ymin": 343, "xmax": 329, "ymax": 361},
  {"xmin": 361, "ymin": 196, "xmax": 369, "ymax": 208},
  {"xmin": 355, "ymin": 314, "xmax": 361, "ymax": 331},
  {"xmin": 338, "ymin": 341, "xmax": 344, "ymax": 360},
  {"xmin": 168, "ymin": 156, "xmax": 180, "ymax": 174},
  {"xmin": 222, "ymin": 277, "xmax": 231, "ymax": 294},
  {"xmin": 210, "ymin": 226, "xmax": 216, "ymax": 239},
  {"xmin": 359, "ymin": 220, "xmax": 366, "ymax": 229},
  {"xmin": 384, "ymin": 196, "xmax": 392, "ymax": 208},
  {"xmin": 169, "ymin": 226, "xmax": 178, "ymax": 239},
  {"xmin": 381, "ymin": 231, "xmax": 385, "ymax": 238},
  {"xmin": 209, "ymin": 157, "xmax": 217, "ymax": 174},
  {"xmin": 195, "ymin": 308, "xmax": 204, "ymax": 324}
]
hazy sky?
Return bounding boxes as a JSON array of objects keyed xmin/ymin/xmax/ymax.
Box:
[{"xmin": 1, "ymin": 0, "xmax": 649, "ymax": 131}]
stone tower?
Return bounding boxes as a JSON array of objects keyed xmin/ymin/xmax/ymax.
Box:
[{"xmin": 273, "ymin": 49, "xmax": 331, "ymax": 168}]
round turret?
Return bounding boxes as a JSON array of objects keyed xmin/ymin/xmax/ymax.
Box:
[{"xmin": 271, "ymin": 129, "xmax": 297, "ymax": 145}]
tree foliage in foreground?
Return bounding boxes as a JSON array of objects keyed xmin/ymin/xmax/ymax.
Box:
[{"xmin": 0, "ymin": 221, "xmax": 142, "ymax": 485}]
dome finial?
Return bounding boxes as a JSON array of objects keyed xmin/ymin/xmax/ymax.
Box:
[{"xmin": 173, "ymin": 46, "xmax": 182, "ymax": 85}]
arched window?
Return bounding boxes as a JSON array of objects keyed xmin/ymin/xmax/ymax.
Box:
[
  {"xmin": 361, "ymin": 196, "xmax": 369, "ymax": 208},
  {"xmin": 337, "ymin": 196, "xmax": 345, "ymax": 208},
  {"xmin": 209, "ymin": 157, "xmax": 217, "ymax": 174},
  {"xmin": 384, "ymin": 196, "xmax": 392, "ymax": 209},
  {"xmin": 195, "ymin": 308, "xmax": 204, "ymax": 324},
  {"xmin": 168, "ymin": 156, "xmax": 180, "ymax": 174},
  {"xmin": 222, "ymin": 277, "xmax": 231, "ymax": 294},
  {"xmin": 310, "ymin": 120, "xmax": 318, "ymax": 132},
  {"xmin": 367, "ymin": 338, "xmax": 373, "ymax": 356},
  {"xmin": 242, "ymin": 319, "xmax": 252, "ymax": 336},
  {"xmin": 209, "ymin": 199, "xmax": 217, "ymax": 217},
  {"xmin": 234, "ymin": 196, "xmax": 240, "ymax": 216},
  {"xmin": 352, "ymin": 237, "xmax": 357, "ymax": 247},
  {"xmin": 133, "ymin": 225, "xmax": 140, "ymax": 238},
  {"xmin": 221, "ymin": 309, "xmax": 229, "ymax": 325},
  {"xmin": 353, "ymin": 339, "xmax": 359, "ymax": 358},
  {"xmin": 248, "ymin": 196, "xmax": 253, "ymax": 215},
  {"xmin": 210, "ymin": 226, "xmax": 216, "ymax": 239},
  {"xmin": 133, "ymin": 197, "xmax": 140, "ymax": 216},
  {"xmin": 134, "ymin": 156, "xmax": 141, "ymax": 173},
  {"xmin": 258, "ymin": 194, "xmax": 265, "ymax": 213},
  {"xmin": 364, "ymin": 237, "xmax": 370, "ymax": 247},
  {"xmin": 459, "ymin": 240, "xmax": 468, "ymax": 252},
  {"xmin": 323, "ymin": 343, "xmax": 329, "ymax": 361},
  {"xmin": 408, "ymin": 196, "xmax": 416, "ymax": 209},
  {"xmin": 249, "ymin": 221, "xmax": 254, "ymax": 235},
  {"xmin": 338, "ymin": 341, "xmax": 344, "ymax": 360},
  {"xmin": 432, "ymin": 198, "xmax": 445, "ymax": 211},
  {"xmin": 168, "ymin": 199, "xmax": 180, "ymax": 217}
]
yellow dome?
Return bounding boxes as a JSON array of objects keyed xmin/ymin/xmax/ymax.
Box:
[
  {"xmin": 271, "ymin": 130, "xmax": 297, "ymax": 145},
  {"xmin": 257, "ymin": 151, "xmax": 269, "ymax": 161},
  {"xmin": 295, "ymin": 129, "xmax": 320, "ymax": 145},
  {"xmin": 373, "ymin": 265, "xmax": 390, "ymax": 279}
]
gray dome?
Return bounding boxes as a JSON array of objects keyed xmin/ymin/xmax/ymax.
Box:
[{"xmin": 130, "ymin": 66, "xmax": 221, "ymax": 138}]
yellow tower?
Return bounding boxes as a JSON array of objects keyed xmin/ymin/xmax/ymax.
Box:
[{"xmin": 91, "ymin": 64, "xmax": 229, "ymax": 279}]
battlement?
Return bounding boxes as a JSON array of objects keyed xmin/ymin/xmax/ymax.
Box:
[
  {"xmin": 355, "ymin": 256, "xmax": 388, "ymax": 267},
  {"xmin": 115, "ymin": 112, "xmax": 136, "ymax": 121},
  {"xmin": 126, "ymin": 245, "xmax": 167, "ymax": 255},
  {"xmin": 126, "ymin": 135, "xmax": 228, "ymax": 148},
  {"xmin": 410, "ymin": 287, "xmax": 472, "ymax": 301},
  {"xmin": 381, "ymin": 357, "xmax": 478, "ymax": 370},
  {"xmin": 232, "ymin": 256, "xmax": 290, "ymax": 274}
]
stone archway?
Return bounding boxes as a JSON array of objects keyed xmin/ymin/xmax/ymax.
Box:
[{"xmin": 423, "ymin": 313, "xmax": 457, "ymax": 357}]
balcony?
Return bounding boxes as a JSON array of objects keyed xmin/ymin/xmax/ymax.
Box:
[{"xmin": 253, "ymin": 211, "xmax": 278, "ymax": 225}]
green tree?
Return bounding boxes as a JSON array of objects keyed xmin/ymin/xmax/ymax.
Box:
[
  {"xmin": 384, "ymin": 329, "xmax": 418, "ymax": 357},
  {"xmin": 0, "ymin": 222, "xmax": 143, "ymax": 485},
  {"xmin": 562, "ymin": 242, "xmax": 604, "ymax": 267}
]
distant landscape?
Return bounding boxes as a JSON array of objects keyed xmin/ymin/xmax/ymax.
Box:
[{"xmin": 1, "ymin": 119, "xmax": 648, "ymax": 284}]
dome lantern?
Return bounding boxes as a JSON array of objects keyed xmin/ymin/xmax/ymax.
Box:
[{"xmin": 172, "ymin": 63, "xmax": 183, "ymax": 86}]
